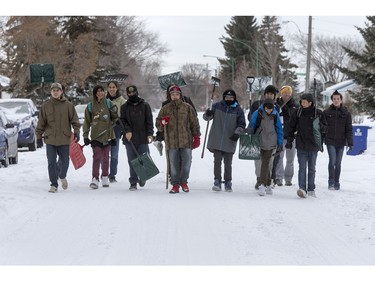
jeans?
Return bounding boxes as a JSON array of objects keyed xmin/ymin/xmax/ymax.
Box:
[
  {"xmin": 92, "ymin": 145, "xmax": 111, "ymax": 180},
  {"xmin": 326, "ymin": 144, "xmax": 344, "ymax": 188},
  {"xmin": 168, "ymin": 148, "xmax": 192, "ymax": 185},
  {"xmin": 297, "ymin": 149, "xmax": 318, "ymax": 191},
  {"xmin": 213, "ymin": 150, "xmax": 234, "ymax": 182},
  {"xmin": 125, "ymin": 142, "xmax": 149, "ymax": 185},
  {"xmin": 46, "ymin": 144, "xmax": 70, "ymax": 188},
  {"xmin": 109, "ymin": 138, "xmax": 120, "ymax": 178},
  {"xmin": 275, "ymin": 139, "xmax": 296, "ymax": 182}
]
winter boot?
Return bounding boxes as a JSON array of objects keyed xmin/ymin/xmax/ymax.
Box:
[
  {"xmin": 60, "ymin": 178, "xmax": 68, "ymax": 190},
  {"xmin": 102, "ymin": 176, "xmax": 110, "ymax": 188},
  {"xmin": 274, "ymin": 178, "xmax": 283, "ymax": 186},
  {"xmin": 285, "ymin": 181, "xmax": 292, "ymax": 186},
  {"xmin": 297, "ymin": 188, "xmax": 307, "ymax": 198},
  {"xmin": 266, "ymin": 185, "xmax": 273, "ymax": 195},
  {"xmin": 109, "ymin": 176, "xmax": 117, "ymax": 183},
  {"xmin": 212, "ymin": 179, "xmax": 222, "ymax": 191},
  {"xmin": 258, "ymin": 184, "xmax": 266, "ymax": 196},
  {"xmin": 48, "ymin": 185, "xmax": 57, "ymax": 193},
  {"xmin": 169, "ymin": 185, "xmax": 179, "ymax": 194},
  {"xmin": 181, "ymin": 183, "xmax": 189, "ymax": 192},
  {"xmin": 90, "ymin": 178, "xmax": 99, "ymax": 189},
  {"xmin": 224, "ymin": 181, "xmax": 232, "ymax": 192},
  {"xmin": 129, "ymin": 183, "xmax": 137, "ymax": 191}
]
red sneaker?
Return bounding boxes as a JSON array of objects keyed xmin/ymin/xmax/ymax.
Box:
[
  {"xmin": 181, "ymin": 183, "xmax": 189, "ymax": 192},
  {"xmin": 169, "ymin": 185, "xmax": 179, "ymax": 194}
]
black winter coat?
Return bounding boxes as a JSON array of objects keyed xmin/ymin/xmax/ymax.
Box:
[
  {"xmin": 323, "ymin": 104, "xmax": 353, "ymax": 147},
  {"xmin": 276, "ymin": 97, "xmax": 299, "ymax": 139}
]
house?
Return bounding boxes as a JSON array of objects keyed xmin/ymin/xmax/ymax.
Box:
[{"xmin": 320, "ymin": 79, "xmax": 360, "ymax": 106}]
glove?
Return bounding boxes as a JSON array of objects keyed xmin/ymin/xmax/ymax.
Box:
[
  {"xmin": 276, "ymin": 144, "xmax": 283, "ymax": 153},
  {"xmin": 125, "ymin": 132, "xmax": 132, "ymax": 141},
  {"xmin": 37, "ymin": 139, "xmax": 43, "ymax": 148},
  {"xmin": 229, "ymin": 134, "xmax": 239, "ymax": 142},
  {"xmin": 347, "ymin": 145, "xmax": 353, "ymax": 152},
  {"xmin": 84, "ymin": 138, "xmax": 91, "ymax": 146},
  {"xmin": 74, "ymin": 133, "xmax": 80, "ymax": 143},
  {"xmin": 147, "ymin": 136, "xmax": 154, "ymax": 144},
  {"xmin": 160, "ymin": 116, "xmax": 170, "ymax": 126},
  {"xmin": 192, "ymin": 135, "xmax": 200, "ymax": 149},
  {"xmin": 205, "ymin": 109, "xmax": 214, "ymax": 117},
  {"xmin": 110, "ymin": 139, "xmax": 117, "ymax": 146},
  {"xmin": 285, "ymin": 142, "xmax": 292, "ymax": 149},
  {"xmin": 153, "ymin": 140, "xmax": 163, "ymax": 156},
  {"xmin": 244, "ymin": 127, "xmax": 254, "ymax": 135}
]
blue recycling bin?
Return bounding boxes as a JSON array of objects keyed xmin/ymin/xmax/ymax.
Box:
[{"xmin": 347, "ymin": 125, "xmax": 372, "ymax": 156}]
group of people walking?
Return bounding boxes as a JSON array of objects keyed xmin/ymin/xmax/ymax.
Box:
[{"xmin": 35, "ymin": 81, "xmax": 353, "ymax": 198}]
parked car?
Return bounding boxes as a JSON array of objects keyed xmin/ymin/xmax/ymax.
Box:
[
  {"xmin": 0, "ymin": 99, "xmax": 39, "ymax": 151},
  {"xmin": 0, "ymin": 109, "xmax": 19, "ymax": 167},
  {"xmin": 75, "ymin": 104, "xmax": 87, "ymax": 125}
]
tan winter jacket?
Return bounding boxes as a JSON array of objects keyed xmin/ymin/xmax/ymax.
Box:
[
  {"xmin": 156, "ymin": 99, "xmax": 200, "ymax": 150},
  {"xmin": 36, "ymin": 96, "xmax": 80, "ymax": 146}
]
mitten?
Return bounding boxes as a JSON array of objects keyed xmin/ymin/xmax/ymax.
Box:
[
  {"xmin": 160, "ymin": 116, "xmax": 170, "ymax": 126},
  {"xmin": 192, "ymin": 135, "xmax": 200, "ymax": 149},
  {"xmin": 205, "ymin": 109, "xmax": 214, "ymax": 117},
  {"xmin": 84, "ymin": 138, "xmax": 91, "ymax": 146},
  {"xmin": 37, "ymin": 139, "xmax": 43, "ymax": 148},
  {"xmin": 74, "ymin": 133, "xmax": 80, "ymax": 143}
]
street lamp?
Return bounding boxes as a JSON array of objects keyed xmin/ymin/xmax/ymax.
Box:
[
  {"xmin": 231, "ymin": 38, "xmax": 259, "ymax": 77},
  {"xmin": 203, "ymin": 55, "xmax": 235, "ymax": 89}
]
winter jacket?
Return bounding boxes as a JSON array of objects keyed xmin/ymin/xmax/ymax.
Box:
[
  {"xmin": 156, "ymin": 99, "xmax": 200, "ymax": 150},
  {"xmin": 82, "ymin": 98, "xmax": 116, "ymax": 146},
  {"xmin": 323, "ymin": 104, "xmax": 353, "ymax": 147},
  {"xmin": 276, "ymin": 97, "xmax": 299, "ymax": 139},
  {"xmin": 120, "ymin": 97, "xmax": 154, "ymax": 146},
  {"xmin": 107, "ymin": 92, "xmax": 126, "ymax": 138},
  {"xmin": 36, "ymin": 96, "xmax": 80, "ymax": 146},
  {"xmin": 205, "ymin": 100, "xmax": 246, "ymax": 153},
  {"xmin": 162, "ymin": 95, "xmax": 197, "ymax": 115},
  {"xmin": 286, "ymin": 106, "xmax": 327, "ymax": 152},
  {"xmin": 251, "ymin": 105, "xmax": 283, "ymax": 150}
]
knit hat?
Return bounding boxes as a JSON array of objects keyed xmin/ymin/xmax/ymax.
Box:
[
  {"xmin": 126, "ymin": 85, "xmax": 138, "ymax": 95},
  {"xmin": 300, "ymin": 93, "xmax": 314, "ymax": 103},
  {"xmin": 280, "ymin": 85, "xmax": 292, "ymax": 95},
  {"xmin": 264, "ymin": 85, "xmax": 278, "ymax": 96},
  {"xmin": 222, "ymin": 89, "xmax": 236, "ymax": 100},
  {"xmin": 263, "ymin": 98, "xmax": 274, "ymax": 109},
  {"xmin": 169, "ymin": 85, "xmax": 182, "ymax": 94}
]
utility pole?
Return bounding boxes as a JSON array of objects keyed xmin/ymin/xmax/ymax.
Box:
[{"xmin": 305, "ymin": 16, "xmax": 312, "ymax": 94}]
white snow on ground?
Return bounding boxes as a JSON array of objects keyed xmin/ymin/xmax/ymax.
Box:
[{"xmin": 1, "ymin": 113, "xmax": 375, "ymax": 280}]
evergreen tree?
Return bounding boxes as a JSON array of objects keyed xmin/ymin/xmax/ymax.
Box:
[{"xmin": 340, "ymin": 16, "xmax": 375, "ymax": 119}]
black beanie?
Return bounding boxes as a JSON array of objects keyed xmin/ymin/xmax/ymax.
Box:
[
  {"xmin": 300, "ymin": 93, "xmax": 314, "ymax": 103},
  {"xmin": 264, "ymin": 85, "xmax": 278, "ymax": 95},
  {"xmin": 223, "ymin": 89, "xmax": 236, "ymax": 100}
]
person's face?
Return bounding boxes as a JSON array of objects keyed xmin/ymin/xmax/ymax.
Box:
[
  {"xmin": 332, "ymin": 94, "xmax": 342, "ymax": 107},
  {"xmin": 264, "ymin": 92, "xmax": 275, "ymax": 100},
  {"xmin": 50, "ymin": 88, "xmax": 62, "ymax": 99},
  {"xmin": 224, "ymin": 96, "xmax": 235, "ymax": 102},
  {"xmin": 282, "ymin": 89, "xmax": 292, "ymax": 100},
  {"xmin": 170, "ymin": 91, "xmax": 181, "ymax": 100},
  {"xmin": 301, "ymin": 99, "xmax": 312, "ymax": 108},
  {"xmin": 108, "ymin": 82, "xmax": 117, "ymax": 96},
  {"xmin": 96, "ymin": 88, "xmax": 105, "ymax": 101}
]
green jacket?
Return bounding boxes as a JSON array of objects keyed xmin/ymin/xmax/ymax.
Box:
[
  {"xmin": 156, "ymin": 99, "xmax": 200, "ymax": 150},
  {"xmin": 36, "ymin": 96, "xmax": 80, "ymax": 146},
  {"xmin": 82, "ymin": 98, "xmax": 116, "ymax": 145}
]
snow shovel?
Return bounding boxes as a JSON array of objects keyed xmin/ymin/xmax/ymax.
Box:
[
  {"xmin": 69, "ymin": 132, "xmax": 86, "ymax": 170},
  {"xmin": 129, "ymin": 140, "xmax": 160, "ymax": 183}
]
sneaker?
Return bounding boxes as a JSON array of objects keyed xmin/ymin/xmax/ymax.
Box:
[
  {"xmin": 181, "ymin": 183, "xmax": 189, "ymax": 192},
  {"xmin": 297, "ymin": 188, "xmax": 307, "ymax": 198},
  {"xmin": 307, "ymin": 190, "xmax": 316, "ymax": 197},
  {"xmin": 224, "ymin": 181, "xmax": 232, "ymax": 192},
  {"xmin": 90, "ymin": 178, "xmax": 99, "ymax": 189},
  {"xmin": 274, "ymin": 179, "xmax": 283, "ymax": 186},
  {"xmin": 129, "ymin": 183, "xmax": 137, "ymax": 191},
  {"xmin": 212, "ymin": 179, "xmax": 222, "ymax": 191},
  {"xmin": 48, "ymin": 185, "xmax": 57, "ymax": 193},
  {"xmin": 139, "ymin": 180, "xmax": 146, "ymax": 187},
  {"xmin": 60, "ymin": 178, "xmax": 68, "ymax": 190},
  {"xmin": 285, "ymin": 181, "xmax": 292, "ymax": 186},
  {"xmin": 109, "ymin": 176, "xmax": 117, "ymax": 183},
  {"xmin": 169, "ymin": 185, "xmax": 179, "ymax": 194},
  {"xmin": 266, "ymin": 185, "xmax": 273, "ymax": 195},
  {"xmin": 258, "ymin": 184, "xmax": 266, "ymax": 196},
  {"xmin": 102, "ymin": 176, "xmax": 110, "ymax": 188}
]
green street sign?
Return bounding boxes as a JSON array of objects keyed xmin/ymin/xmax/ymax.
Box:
[{"xmin": 30, "ymin": 64, "xmax": 55, "ymax": 84}]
